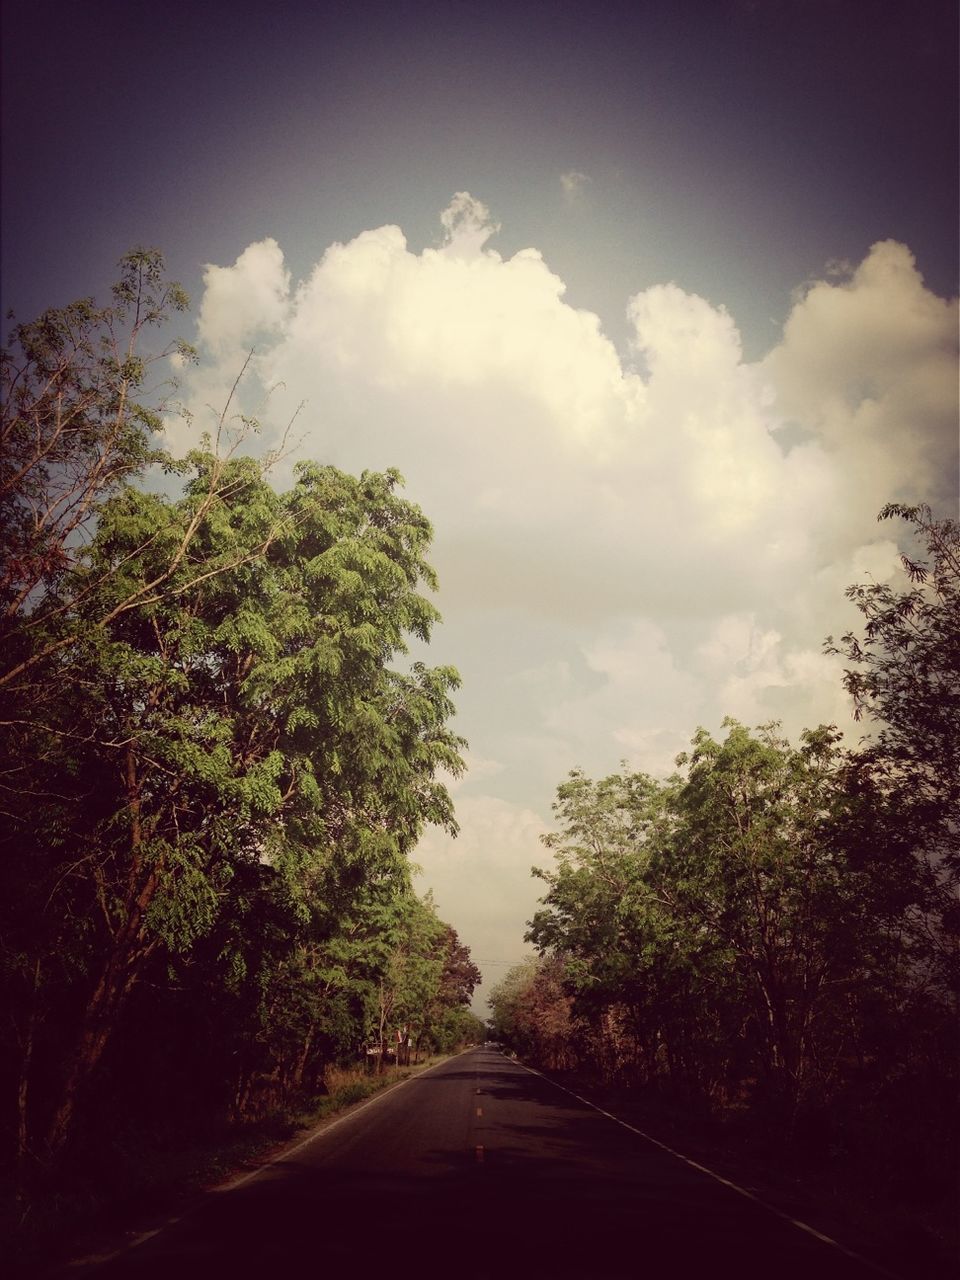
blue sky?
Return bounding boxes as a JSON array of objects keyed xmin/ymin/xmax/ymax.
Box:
[
  {"xmin": 4, "ymin": 0, "xmax": 956, "ymax": 342},
  {"xmin": 3, "ymin": 0, "xmax": 957, "ymax": 1007}
]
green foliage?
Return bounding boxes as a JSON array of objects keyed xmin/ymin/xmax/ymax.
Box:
[
  {"xmin": 0, "ymin": 256, "xmax": 474, "ymax": 1175},
  {"xmin": 828, "ymin": 504, "xmax": 959, "ymax": 853},
  {"xmin": 527, "ymin": 725, "xmax": 875, "ymax": 1105},
  {"xmin": 525, "ymin": 505, "xmax": 958, "ymax": 1217}
]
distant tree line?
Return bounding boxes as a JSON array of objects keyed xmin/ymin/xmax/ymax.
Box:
[
  {"xmin": 491, "ymin": 503, "xmax": 958, "ymax": 1204},
  {"xmin": 0, "ymin": 253, "xmax": 481, "ymax": 1195}
]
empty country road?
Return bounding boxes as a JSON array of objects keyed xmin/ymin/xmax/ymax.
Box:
[{"xmin": 66, "ymin": 1047, "xmax": 892, "ymax": 1280}]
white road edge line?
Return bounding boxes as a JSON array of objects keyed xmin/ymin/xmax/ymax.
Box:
[
  {"xmin": 65, "ymin": 1049, "xmax": 473, "ymax": 1273},
  {"xmin": 513, "ymin": 1057, "xmax": 901, "ymax": 1280},
  {"xmin": 219, "ymin": 1048, "xmax": 472, "ymax": 1193}
]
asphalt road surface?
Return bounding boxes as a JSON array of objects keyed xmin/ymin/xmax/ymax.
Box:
[{"xmin": 69, "ymin": 1047, "xmax": 891, "ymax": 1280}]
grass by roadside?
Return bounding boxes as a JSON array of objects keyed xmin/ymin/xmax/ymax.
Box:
[
  {"xmin": 524, "ymin": 1062, "xmax": 956, "ymax": 1280},
  {"xmin": 3, "ymin": 1054, "xmax": 455, "ymax": 1277}
]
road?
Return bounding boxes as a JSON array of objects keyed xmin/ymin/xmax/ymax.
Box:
[{"xmin": 70, "ymin": 1047, "xmax": 891, "ymax": 1279}]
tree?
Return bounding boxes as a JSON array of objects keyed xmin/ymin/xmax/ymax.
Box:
[
  {"xmin": 827, "ymin": 502, "xmax": 959, "ymax": 875},
  {"xmin": 1, "ymin": 253, "xmax": 198, "ymax": 1172},
  {"xmin": 41, "ymin": 460, "xmax": 461, "ymax": 1152},
  {"xmin": 417, "ymin": 924, "xmax": 482, "ymax": 1057},
  {"xmin": 1, "ymin": 249, "xmax": 191, "ymax": 683},
  {"xmin": 827, "ymin": 502, "xmax": 959, "ymax": 995},
  {"xmin": 436, "ymin": 925, "xmax": 482, "ymax": 1011},
  {"xmin": 487, "ymin": 957, "xmax": 574, "ymax": 1069},
  {"xmin": 0, "ymin": 261, "xmax": 466, "ymax": 1164},
  {"xmin": 521, "ymin": 504, "xmax": 959, "ymax": 1197},
  {"xmin": 487, "ymin": 957, "xmax": 539, "ymax": 1050},
  {"xmin": 529, "ymin": 724, "xmax": 882, "ymax": 1114},
  {"xmin": 665, "ymin": 721, "xmax": 870, "ymax": 1112},
  {"xmin": 528, "ymin": 767, "xmax": 739, "ymax": 1094}
]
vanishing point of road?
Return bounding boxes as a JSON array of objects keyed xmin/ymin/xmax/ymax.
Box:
[{"xmin": 66, "ymin": 1046, "xmax": 893, "ymax": 1279}]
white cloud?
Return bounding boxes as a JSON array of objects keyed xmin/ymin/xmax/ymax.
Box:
[
  {"xmin": 414, "ymin": 793, "xmax": 549, "ymax": 1011},
  {"xmin": 560, "ymin": 170, "xmax": 591, "ymax": 200},
  {"xmin": 439, "ymin": 191, "xmax": 500, "ymax": 259},
  {"xmin": 697, "ymin": 619, "xmax": 852, "ymax": 732},
  {"xmin": 197, "ymin": 238, "xmax": 290, "ymax": 356},
  {"xmin": 439, "ymin": 749, "xmax": 506, "ymax": 796},
  {"xmin": 180, "ymin": 204, "xmax": 958, "ymax": 978},
  {"xmin": 760, "ymin": 239, "xmax": 959, "ymax": 517}
]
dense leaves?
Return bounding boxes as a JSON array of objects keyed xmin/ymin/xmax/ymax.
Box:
[
  {"xmin": 0, "ymin": 257, "xmax": 477, "ymax": 1181},
  {"xmin": 515, "ymin": 509, "xmax": 957, "ymax": 1205},
  {"xmin": 827, "ymin": 504, "xmax": 959, "ymax": 991},
  {"xmin": 828, "ymin": 503, "xmax": 959, "ymax": 871},
  {"xmin": 523, "ymin": 725, "xmax": 871, "ymax": 1113}
]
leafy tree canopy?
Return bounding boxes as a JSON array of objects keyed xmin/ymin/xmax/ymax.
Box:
[
  {"xmin": 0, "ymin": 252, "xmax": 467, "ymax": 1162},
  {"xmin": 827, "ymin": 502, "xmax": 959, "ymax": 879}
]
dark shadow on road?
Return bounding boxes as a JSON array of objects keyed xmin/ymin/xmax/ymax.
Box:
[
  {"xmin": 83, "ymin": 1131, "xmax": 888, "ymax": 1280},
  {"xmin": 57, "ymin": 1056, "xmax": 894, "ymax": 1280}
]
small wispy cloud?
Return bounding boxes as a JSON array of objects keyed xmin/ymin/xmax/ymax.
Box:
[
  {"xmin": 439, "ymin": 191, "xmax": 500, "ymax": 258},
  {"xmin": 560, "ymin": 170, "xmax": 591, "ymax": 200}
]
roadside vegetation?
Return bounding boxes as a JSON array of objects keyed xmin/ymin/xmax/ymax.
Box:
[
  {"xmin": 491, "ymin": 503, "xmax": 958, "ymax": 1267},
  {"xmin": 3, "ymin": 253, "xmax": 954, "ymax": 1273},
  {"xmin": 4, "ymin": 1052, "xmax": 475, "ymax": 1273},
  {"xmin": 0, "ymin": 253, "xmax": 482, "ymax": 1266}
]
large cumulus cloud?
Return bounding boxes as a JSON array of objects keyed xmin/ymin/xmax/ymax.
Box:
[{"xmin": 171, "ymin": 196, "xmax": 958, "ymax": 1007}]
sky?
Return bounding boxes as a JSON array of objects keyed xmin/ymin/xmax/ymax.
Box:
[{"xmin": 3, "ymin": 0, "xmax": 958, "ymax": 1012}]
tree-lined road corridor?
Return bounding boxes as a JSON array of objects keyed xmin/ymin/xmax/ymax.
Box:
[{"xmin": 71, "ymin": 1047, "xmax": 890, "ymax": 1279}]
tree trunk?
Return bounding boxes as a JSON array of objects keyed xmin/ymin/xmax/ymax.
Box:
[
  {"xmin": 754, "ymin": 967, "xmax": 802, "ymax": 1128},
  {"xmin": 292, "ymin": 1026, "xmax": 316, "ymax": 1091},
  {"xmin": 233, "ymin": 1065, "xmax": 254, "ymax": 1123},
  {"xmin": 377, "ymin": 980, "xmax": 388, "ymax": 1074},
  {"xmin": 44, "ymin": 939, "xmax": 152, "ymax": 1157},
  {"xmin": 15, "ymin": 958, "xmax": 42, "ymax": 1187},
  {"xmin": 45, "ymin": 742, "xmax": 165, "ymax": 1157}
]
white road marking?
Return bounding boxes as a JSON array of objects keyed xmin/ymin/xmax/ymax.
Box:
[
  {"xmin": 222, "ymin": 1048, "xmax": 474, "ymax": 1193},
  {"xmin": 511, "ymin": 1056, "xmax": 901, "ymax": 1280}
]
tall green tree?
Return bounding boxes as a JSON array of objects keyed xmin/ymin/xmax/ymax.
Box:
[
  {"xmin": 529, "ymin": 724, "xmax": 881, "ymax": 1112},
  {"xmin": 665, "ymin": 722, "xmax": 868, "ymax": 1110},
  {"xmin": 416, "ymin": 922, "xmax": 482, "ymax": 1058},
  {"xmin": 827, "ymin": 503, "xmax": 959, "ymax": 862},
  {"xmin": 827, "ymin": 503, "xmax": 959, "ymax": 994},
  {"xmin": 487, "ymin": 958, "xmax": 541, "ymax": 1050},
  {"xmin": 522, "ymin": 501, "xmax": 958, "ymax": 1203},
  {"xmin": 528, "ymin": 767, "xmax": 739, "ymax": 1093},
  {"xmin": 0, "ymin": 260, "xmax": 465, "ymax": 1164}
]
